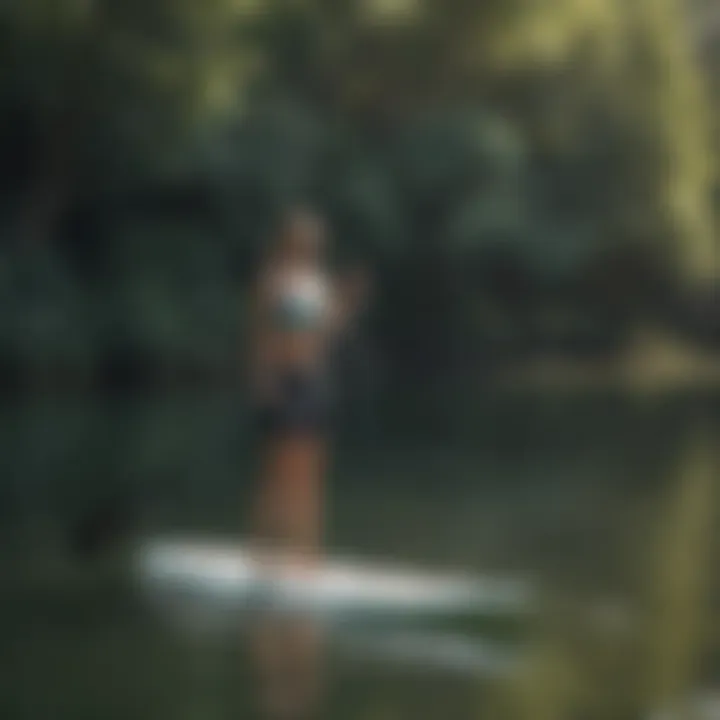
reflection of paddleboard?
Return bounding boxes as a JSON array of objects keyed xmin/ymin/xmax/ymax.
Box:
[
  {"xmin": 136, "ymin": 537, "xmax": 533, "ymax": 622},
  {"xmin": 338, "ymin": 629, "xmax": 519, "ymax": 677}
]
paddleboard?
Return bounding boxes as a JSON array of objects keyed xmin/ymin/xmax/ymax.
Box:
[{"xmin": 136, "ymin": 537, "xmax": 533, "ymax": 623}]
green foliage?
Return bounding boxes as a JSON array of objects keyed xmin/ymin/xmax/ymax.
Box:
[
  {"xmin": 104, "ymin": 220, "xmax": 239, "ymax": 375},
  {"xmin": 1, "ymin": 0, "xmax": 255, "ymax": 199},
  {"xmin": 0, "ymin": 0, "xmax": 717, "ymax": 388},
  {"xmin": 0, "ymin": 248, "xmax": 93, "ymax": 384}
]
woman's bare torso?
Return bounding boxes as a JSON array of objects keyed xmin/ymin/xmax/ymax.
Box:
[{"xmin": 256, "ymin": 266, "xmax": 333, "ymax": 376}]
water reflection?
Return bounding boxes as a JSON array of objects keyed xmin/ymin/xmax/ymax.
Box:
[
  {"xmin": 252, "ymin": 609, "xmax": 325, "ymax": 718},
  {"xmin": 138, "ymin": 536, "xmax": 531, "ymax": 716}
]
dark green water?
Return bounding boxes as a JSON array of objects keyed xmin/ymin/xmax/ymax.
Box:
[{"xmin": 0, "ymin": 391, "xmax": 715, "ymax": 719}]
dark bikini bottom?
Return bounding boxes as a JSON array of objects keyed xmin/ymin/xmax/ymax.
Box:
[{"xmin": 253, "ymin": 369, "xmax": 333, "ymax": 437}]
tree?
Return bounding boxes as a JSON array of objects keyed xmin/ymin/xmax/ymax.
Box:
[{"xmin": 0, "ymin": 0, "xmax": 256, "ymax": 247}]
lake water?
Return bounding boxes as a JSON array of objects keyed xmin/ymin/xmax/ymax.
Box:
[{"xmin": 0, "ymin": 390, "xmax": 716, "ymax": 719}]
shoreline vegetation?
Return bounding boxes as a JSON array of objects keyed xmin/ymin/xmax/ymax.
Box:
[
  {"xmin": 498, "ymin": 329, "xmax": 720, "ymax": 393},
  {"xmin": 4, "ymin": 328, "xmax": 719, "ymax": 397}
]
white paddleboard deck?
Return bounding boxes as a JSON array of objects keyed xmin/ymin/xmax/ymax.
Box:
[{"xmin": 136, "ymin": 537, "xmax": 532, "ymax": 618}]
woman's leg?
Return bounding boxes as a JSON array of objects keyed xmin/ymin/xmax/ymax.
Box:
[
  {"xmin": 252, "ymin": 433, "xmax": 327, "ymax": 718},
  {"xmin": 254, "ymin": 433, "xmax": 326, "ymax": 556}
]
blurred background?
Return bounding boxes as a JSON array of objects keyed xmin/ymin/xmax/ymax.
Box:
[{"xmin": 0, "ymin": 0, "xmax": 719, "ymax": 718}]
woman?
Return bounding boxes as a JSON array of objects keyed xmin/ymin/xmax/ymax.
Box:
[
  {"xmin": 250, "ymin": 206, "xmax": 367, "ymax": 551},
  {"xmin": 248, "ymin": 206, "xmax": 368, "ymax": 717}
]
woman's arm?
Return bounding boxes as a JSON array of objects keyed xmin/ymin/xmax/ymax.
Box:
[{"xmin": 328, "ymin": 265, "xmax": 371, "ymax": 336}]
